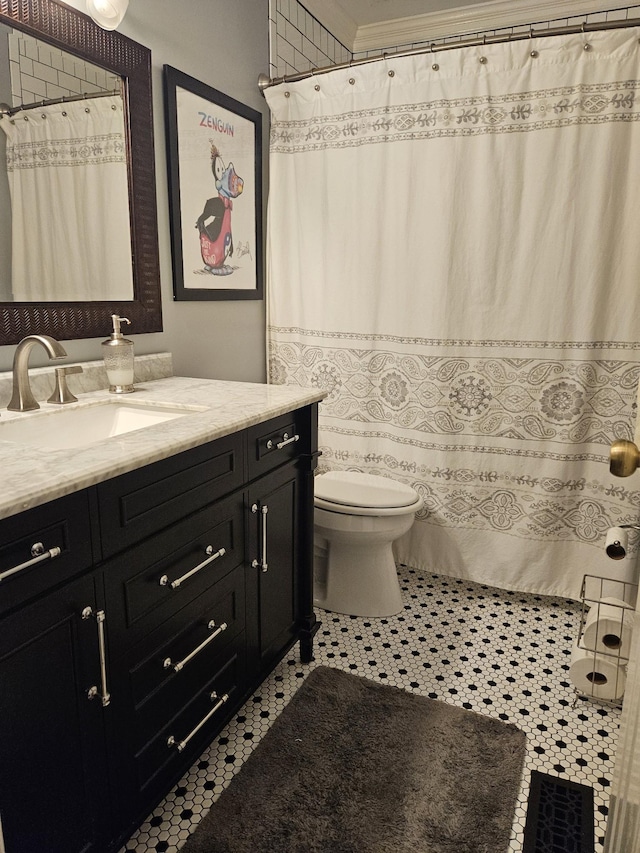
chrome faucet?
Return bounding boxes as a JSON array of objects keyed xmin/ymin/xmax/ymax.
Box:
[{"xmin": 7, "ymin": 335, "xmax": 67, "ymax": 412}]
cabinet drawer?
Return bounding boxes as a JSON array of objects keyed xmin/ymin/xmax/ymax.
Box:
[
  {"xmin": 128, "ymin": 564, "xmax": 245, "ymax": 737},
  {"xmin": 247, "ymin": 408, "xmax": 310, "ymax": 481},
  {"xmin": 133, "ymin": 644, "xmax": 244, "ymax": 798},
  {"xmin": 104, "ymin": 492, "xmax": 245, "ymax": 651},
  {"xmin": 0, "ymin": 491, "xmax": 93, "ymax": 617},
  {"xmin": 98, "ymin": 431, "xmax": 244, "ymax": 558}
]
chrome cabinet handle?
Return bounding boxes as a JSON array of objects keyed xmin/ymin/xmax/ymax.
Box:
[
  {"xmin": 163, "ymin": 620, "xmax": 228, "ymax": 672},
  {"xmin": 266, "ymin": 432, "xmax": 300, "ymax": 451},
  {"xmin": 276, "ymin": 432, "xmax": 299, "ymax": 450},
  {"xmin": 0, "ymin": 542, "xmax": 61, "ymax": 583},
  {"xmin": 167, "ymin": 691, "xmax": 229, "ymax": 753},
  {"xmin": 159, "ymin": 545, "xmax": 226, "ymax": 589},
  {"xmin": 251, "ymin": 503, "xmax": 269, "ymax": 572},
  {"xmin": 82, "ymin": 607, "xmax": 111, "ymax": 707}
]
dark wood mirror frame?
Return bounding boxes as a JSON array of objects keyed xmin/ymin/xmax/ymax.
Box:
[{"xmin": 0, "ymin": 0, "xmax": 162, "ymax": 345}]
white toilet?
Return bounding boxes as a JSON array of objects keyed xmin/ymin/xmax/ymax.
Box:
[{"xmin": 313, "ymin": 471, "xmax": 423, "ymax": 617}]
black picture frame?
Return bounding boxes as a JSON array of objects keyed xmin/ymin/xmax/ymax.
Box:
[{"xmin": 164, "ymin": 65, "xmax": 263, "ymax": 301}]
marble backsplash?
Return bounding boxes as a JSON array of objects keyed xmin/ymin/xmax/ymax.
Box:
[{"xmin": 0, "ymin": 352, "xmax": 173, "ymax": 409}]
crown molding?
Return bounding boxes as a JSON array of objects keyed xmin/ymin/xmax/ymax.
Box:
[
  {"xmin": 310, "ymin": 0, "xmax": 637, "ymax": 54},
  {"xmin": 353, "ymin": 0, "xmax": 637, "ymax": 52}
]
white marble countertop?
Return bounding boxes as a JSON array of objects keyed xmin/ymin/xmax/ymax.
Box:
[{"xmin": 0, "ymin": 376, "xmax": 325, "ymax": 521}]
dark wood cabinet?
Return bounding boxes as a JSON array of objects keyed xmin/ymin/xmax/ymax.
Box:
[
  {"xmin": 0, "ymin": 403, "xmax": 319, "ymax": 853},
  {"xmin": 0, "ymin": 573, "xmax": 110, "ymax": 853},
  {"xmin": 247, "ymin": 461, "xmax": 301, "ymax": 673}
]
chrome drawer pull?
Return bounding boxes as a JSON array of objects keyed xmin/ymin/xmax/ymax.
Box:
[
  {"xmin": 159, "ymin": 545, "xmax": 226, "ymax": 589},
  {"xmin": 251, "ymin": 504, "xmax": 269, "ymax": 572},
  {"xmin": 266, "ymin": 432, "xmax": 300, "ymax": 451},
  {"xmin": 167, "ymin": 691, "xmax": 229, "ymax": 753},
  {"xmin": 276, "ymin": 432, "xmax": 299, "ymax": 450},
  {"xmin": 0, "ymin": 542, "xmax": 61, "ymax": 583},
  {"xmin": 163, "ymin": 621, "xmax": 228, "ymax": 672},
  {"xmin": 82, "ymin": 607, "xmax": 111, "ymax": 707}
]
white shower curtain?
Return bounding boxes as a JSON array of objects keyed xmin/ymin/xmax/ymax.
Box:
[
  {"xmin": 0, "ymin": 94, "xmax": 132, "ymax": 301},
  {"xmin": 266, "ymin": 27, "xmax": 640, "ymax": 601}
]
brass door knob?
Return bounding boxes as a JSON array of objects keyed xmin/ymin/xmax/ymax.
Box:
[{"xmin": 610, "ymin": 439, "xmax": 640, "ymax": 477}]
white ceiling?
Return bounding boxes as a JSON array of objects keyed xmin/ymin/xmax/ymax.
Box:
[{"xmin": 301, "ymin": 0, "xmax": 631, "ymax": 52}]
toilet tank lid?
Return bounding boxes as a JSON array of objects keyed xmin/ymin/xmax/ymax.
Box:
[{"xmin": 315, "ymin": 471, "xmax": 419, "ymax": 509}]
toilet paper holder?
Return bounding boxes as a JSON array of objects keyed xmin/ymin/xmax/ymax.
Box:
[
  {"xmin": 604, "ymin": 524, "xmax": 640, "ymax": 560},
  {"xmin": 572, "ymin": 574, "xmax": 637, "ymax": 708},
  {"xmin": 578, "ymin": 575, "xmax": 636, "ymax": 657}
]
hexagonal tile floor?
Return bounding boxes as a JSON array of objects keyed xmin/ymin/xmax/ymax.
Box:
[{"xmin": 120, "ymin": 566, "xmax": 620, "ymax": 853}]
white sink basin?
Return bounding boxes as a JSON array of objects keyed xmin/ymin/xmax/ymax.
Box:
[{"xmin": 0, "ymin": 400, "xmax": 202, "ymax": 450}]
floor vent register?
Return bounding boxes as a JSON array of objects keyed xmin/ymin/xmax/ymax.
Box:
[{"xmin": 523, "ymin": 770, "xmax": 595, "ymax": 853}]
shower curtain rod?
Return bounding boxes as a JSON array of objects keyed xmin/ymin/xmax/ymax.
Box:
[
  {"xmin": 0, "ymin": 88, "xmax": 121, "ymax": 118},
  {"xmin": 258, "ymin": 15, "xmax": 640, "ymax": 91}
]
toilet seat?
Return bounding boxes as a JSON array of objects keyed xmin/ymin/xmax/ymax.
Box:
[{"xmin": 315, "ymin": 471, "xmax": 421, "ymax": 517}]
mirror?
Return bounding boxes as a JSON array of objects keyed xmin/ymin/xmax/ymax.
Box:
[
  {"xmin": 0, "ymin": 28, "xmax": 133, "ymax": 303},
  {"xmin": 0, "ymin": 0, "xmax": 162, "ymax": 344}
]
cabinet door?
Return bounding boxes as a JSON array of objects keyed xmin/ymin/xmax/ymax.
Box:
[
  {"xmin": 247, "ymin": 463, "xmax": 302, "ymax": 671},
  {"xmin": 0, "ymin": 574, "xmax": 110, "ymax": 853}
]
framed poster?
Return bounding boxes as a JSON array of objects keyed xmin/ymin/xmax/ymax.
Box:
[{"xmin": 164, "ymin": 65, "xmax": 263, "ymax": 300}]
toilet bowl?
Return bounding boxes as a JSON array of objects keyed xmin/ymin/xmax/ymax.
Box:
[{"xmin": 313, "ymin": 471, "xmax": 422, "ymax": 617}]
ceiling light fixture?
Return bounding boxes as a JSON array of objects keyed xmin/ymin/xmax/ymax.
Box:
[{"xmin": 86, "ymin": 0, "xmax": 129, "ymax": 30}]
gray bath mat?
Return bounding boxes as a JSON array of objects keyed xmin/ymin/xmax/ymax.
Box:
[{"xmin": 181, "ymin": 666, "xmax": 527, "ymax": 853}]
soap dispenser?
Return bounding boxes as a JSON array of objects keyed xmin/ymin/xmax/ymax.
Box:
[{"xmin": 102, "ymin": 314, "xmax": 134, "ymax": 393}]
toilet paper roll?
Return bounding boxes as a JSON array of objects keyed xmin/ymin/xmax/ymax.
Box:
[
  {"xmin": 582, "ymin": 597, "xmax": 633, "ymax": 660},
  {"xmin": 605, "ymin": 527, "xmax": 628, "ymax": 560},
  {"xmin": 569, "ymin": 641, "xmax": 626, "ymax": 701}
]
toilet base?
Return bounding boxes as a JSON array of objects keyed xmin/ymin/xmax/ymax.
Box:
[{"xmin": 313, "ymin": 539, "xmax": 403, "ymax": 617}]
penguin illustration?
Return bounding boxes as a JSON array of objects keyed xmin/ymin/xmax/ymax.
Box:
[{"xmin": 196, "ymin": 143, "xmax": 244, "ymax": 275}]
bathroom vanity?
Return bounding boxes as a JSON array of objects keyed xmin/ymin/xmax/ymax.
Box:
[{"xmin": 0, "ymin": 375, "xmax": 323, "ymax": 853}]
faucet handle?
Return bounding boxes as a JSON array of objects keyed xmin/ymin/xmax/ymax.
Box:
[{"xmin": 48, "ymin": 365, "xmax": 83, "ymax": 405}]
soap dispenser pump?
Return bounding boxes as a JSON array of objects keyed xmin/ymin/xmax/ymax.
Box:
[{"xmin": 102, "ymin": 314, "xmax": 134, "ymax": 393}]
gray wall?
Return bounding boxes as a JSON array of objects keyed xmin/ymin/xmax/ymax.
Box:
[{"xmin": 0, "ymin": 0, "xmax": 269, "ymax": 382}]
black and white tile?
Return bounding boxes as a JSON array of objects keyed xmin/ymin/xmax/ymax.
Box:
[{"xmin": 121, "ymin": 566, "xmax": 620, "ymax": 853}]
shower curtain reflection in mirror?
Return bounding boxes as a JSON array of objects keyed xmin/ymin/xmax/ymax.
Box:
[{"xmin": 0, "ymin": 93, "xmax": 132, "ymax": 301}]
